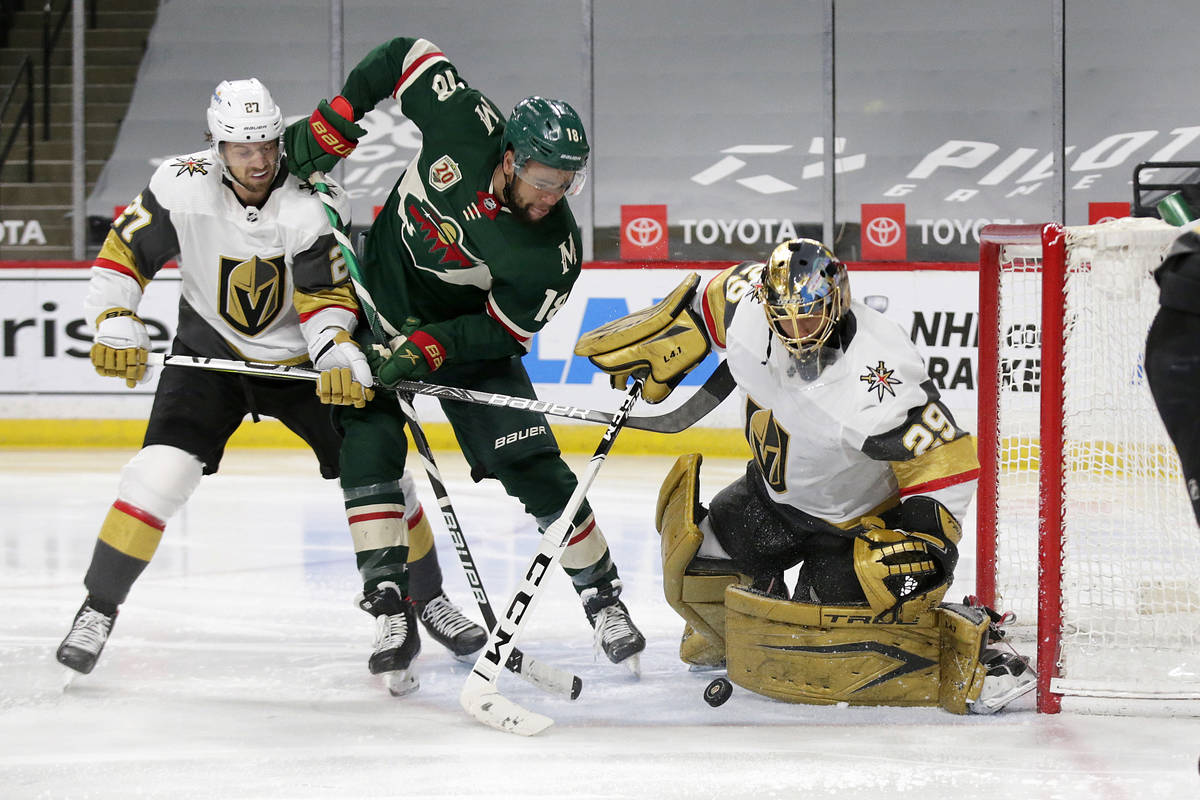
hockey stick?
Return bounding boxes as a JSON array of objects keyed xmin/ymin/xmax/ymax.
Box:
[
  {"xmin": 144, "ymin": 353, "xmax": 733, "ymax": 435},
  {"xmin": 392, "ymin": 388, "xmax": 580, "ymax": 699},
  {"xmin": 459, "ymin": 379, "xmax": 642, "ymax": 736},
  {"xmin": 306, "ymin": 172, "xmax": 579, "ymax": 699}
]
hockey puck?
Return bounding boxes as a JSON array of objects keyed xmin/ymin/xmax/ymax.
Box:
[{"xmin": 704, "ymin": 677, "xmax": 733, "ymax": 707}]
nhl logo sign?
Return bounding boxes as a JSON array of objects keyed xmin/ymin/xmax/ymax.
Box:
[
  {"xmin": 620, "ymin": 204, "xmax": 668, "ymax": 260},
  {"xmin": 860, "ymin": 203, "xmax": 907, "ymax": 261}
]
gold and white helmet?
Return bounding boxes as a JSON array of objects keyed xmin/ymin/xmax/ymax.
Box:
[{"xmin": 756, "ymin": 238, "xmax": 850, "ymax": 361}]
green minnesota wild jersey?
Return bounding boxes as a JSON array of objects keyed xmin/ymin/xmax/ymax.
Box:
[{"xmin": 340, "ymin": 37, "xmax": 584, "ymax": 362}]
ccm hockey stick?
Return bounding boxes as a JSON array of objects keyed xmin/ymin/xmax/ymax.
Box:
[
  {"xmin": 460, "ymin": 379, "xmax": 642, "ymax": 736},
  {"xmin": 144, "ymin": 354, "xmax": 733, "ymax": 435},
  {"xmin": 305, "ymin": 172, "xmax": 579, "ymax": 699},
  {"xmin": 391, "ymin": 388, "xmax": 580, "ymax": 700}
]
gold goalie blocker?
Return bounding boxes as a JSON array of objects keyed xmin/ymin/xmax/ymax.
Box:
[
  {"xmin": 655, "ymin": 453, "xmax": 992, "ymax": 714},
  {"xmin": 574, "ymin": 272, "xmax": 711, "ymax": 403}
]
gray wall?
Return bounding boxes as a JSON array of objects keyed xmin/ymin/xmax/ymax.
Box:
[{"xmin": 87, "ymin": 0, "xmax": 1200, "ymax": 261}]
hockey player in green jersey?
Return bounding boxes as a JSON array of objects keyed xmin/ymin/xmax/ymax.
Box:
[{"xmin": 285, "ymin": 36, "xmax": 645, "ymax": 692}]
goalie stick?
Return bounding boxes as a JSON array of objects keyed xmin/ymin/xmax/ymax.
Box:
[
  {"xmin": 306, "ymin": 172, "xmax": 579, "ymax": 699},
  {"xmin": 144, "ymin": 353, "xmax": 733, "ymax": 435},
  {"xmin": 459, "ymin": 379, "xmax": 642, "ymax": 736}
]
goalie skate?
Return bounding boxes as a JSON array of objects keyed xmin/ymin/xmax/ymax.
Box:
[
  {"xmin": 56, "ymin": 598, "xmax": 117, "ymax": 675},
  {"xmin": 358, "ymin": 582, "xmax": 420, "ymax": 697},
  {"xmin": 970, "ymin": 647, "xmax": 1036, "ymax": 714},
  {"xmin": 581, "ymin": 580, "xmax": 645, "ymax": 676},
  {"xmin": 416, "ymin": 592, "xmax": 487, "ymax": 662}
]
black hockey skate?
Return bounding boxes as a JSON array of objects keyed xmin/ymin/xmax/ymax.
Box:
[
  {"xmin": 415, "ymin": 592, "xmax": 487, "ymax": 662},
  {"xmin": 581, "ymin": 579, "xmax": 645, "ymax": 676},
  {"xmin": 358, "ymin": 581, "xmax": 421, "ymax": 697},
  {"xmin": 57, "ymin": 597, "xmax": 117, "ymax": 675}
]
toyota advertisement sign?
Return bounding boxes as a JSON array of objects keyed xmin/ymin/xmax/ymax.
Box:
[
  {"xmin": 620, "ymin": 205, "xmax": 669, "ymax": 261},
  {"xmin": 860, "ymin": 205, "xmax": 907, "ymax": 261},
  {"xmin": 78, "ymin": 2, "xmax": 1200, "ymax": 265}
]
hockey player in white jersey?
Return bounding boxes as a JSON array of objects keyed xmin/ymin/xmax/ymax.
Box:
[
  {"xmin": 56, "ymin": 79, "xmax": 485, "ymax": 691},
  {"xmin": 577, "ymin": 238, "xmax": 1035, "ymax": 714}
]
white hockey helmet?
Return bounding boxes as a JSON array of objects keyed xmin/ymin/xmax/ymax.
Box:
[{"xmin": 206, "ymin": 78, "xmax": 284, "ymax": 181}]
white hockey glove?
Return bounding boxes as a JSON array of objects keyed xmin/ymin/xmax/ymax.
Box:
[
  {"xmin": 310, "ymin": 327, "xmax": 375, "ymax": 408},
  {"xmin": 90, "ymin": 307, "xmax": 152, "ymax": 388}
]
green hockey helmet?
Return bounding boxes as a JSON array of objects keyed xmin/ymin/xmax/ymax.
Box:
[{"xmin": 501, "ymin": 96, "xmax": 589, "ymax": 196}]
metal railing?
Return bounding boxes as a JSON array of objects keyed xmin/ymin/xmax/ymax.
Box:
[
  {"xmin": 41, "ymin": 0, "xmax": 96, "ymax": 138},
  {"xmin": 0, "ymin": 55, "xmax": 35, "ymax": 181}
]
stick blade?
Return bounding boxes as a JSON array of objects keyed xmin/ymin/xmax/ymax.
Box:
[
  {"xmin": 460, "ymin": 674, "xmax": 554, "ymax": 736},
  {"xmin": 506, "ymin": 649, "xmax": 583, "ymax": 700}
]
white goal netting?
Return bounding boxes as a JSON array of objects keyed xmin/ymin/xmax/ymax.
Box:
[{"xmin": 983, "ymin": 218, "xmax": 1200, "ymax": 710}]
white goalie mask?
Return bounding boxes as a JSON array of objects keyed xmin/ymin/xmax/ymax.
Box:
[{"xmin": 206, "ymin": 78, "xmax": 284, "ymax": 185}]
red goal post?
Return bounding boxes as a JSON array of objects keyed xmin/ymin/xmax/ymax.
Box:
[{"xmin": 976, "ymin": 219, "xmax": 1200, "ymax": 715}]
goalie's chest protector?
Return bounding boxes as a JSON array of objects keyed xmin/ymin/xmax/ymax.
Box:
[
  {"xmin": 723, "ymin": 300, "xmax": 932, "ymax": 524},
  {"xmin": 151, "ymin": 156, "xmax": 318, "ymax": 363}
]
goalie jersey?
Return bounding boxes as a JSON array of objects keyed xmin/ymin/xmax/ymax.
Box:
[
  {"xmin": 85, "ymin": 151, "xmax": 357, "ymax": 364},
  {"xmin": 698, "ymin": 262, "xmax": 980, "ymax": 526}
]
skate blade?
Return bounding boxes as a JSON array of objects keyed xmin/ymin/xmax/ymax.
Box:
[
  {"xmin": 385, "ymin": 668, "xmax": 419, "ymax": 698},
  {"xmin": 973, "ymin": 677, "xmax": 1037, "ymax": 714},
  {"xmin": 687, "ymin": 661, "xmax": 727, "ymax": 673},
  {"xmin": 60, "ymin": 667, "xmax": 80, "ymax": 692},
  {"xmin": 620, "ymin": 653, "xmax": 641, "ymax": 678}
]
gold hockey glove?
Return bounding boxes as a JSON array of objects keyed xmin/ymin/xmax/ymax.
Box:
[
  {"xmin": 575, "ymin": 273, "xmax": 710, "ymax": 403},
  {"xmin": 90, "ymin": 307, "xmax": 151, "ymax": 388}
]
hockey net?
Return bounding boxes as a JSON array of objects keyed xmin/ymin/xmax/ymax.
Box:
[{"xmin": 977, "ymin": 218, "xmax": 1200, "ymax": 714}]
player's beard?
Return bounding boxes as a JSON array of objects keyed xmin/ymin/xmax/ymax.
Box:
[{"xmin": 501, "ymin": 172, "xmax": 546, "ymax": 226}]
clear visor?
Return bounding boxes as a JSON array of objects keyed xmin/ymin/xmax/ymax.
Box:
[
  {"xmin": 514, "ymin": 155, "xmax": 588, "ymax": 197},
  {"xmin": 219, "ymin": 139, "xmax": 281, "ymax": 168}
]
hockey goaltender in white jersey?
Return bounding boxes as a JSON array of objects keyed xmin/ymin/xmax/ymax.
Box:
[{"xmin": 576, "ymin": 238, "xmax": 1036, "ymax": 714}]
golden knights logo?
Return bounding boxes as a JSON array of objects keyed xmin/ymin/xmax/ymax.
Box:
[
  {"xmin": 402, "ymin": 196, "xmax": 478, "ymax": 271},
  {"xmin": 745, "ymin": 396, "xmax": 790, "ymax": 493},
  {"xmin": 218, "ymin": 254, "xmax": 285, "ymax": 335},
  {"xmin": 170, "ymin": 156, "xmax": 210, "ymax": 177},
  {"xmin": 860, "ymin": 360, "xmax": 902, "ymax": 401}
]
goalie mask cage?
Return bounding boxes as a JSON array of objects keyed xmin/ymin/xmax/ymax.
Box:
[{"xmin": 977, "ymin": 219, "xmax": 1200, "ymax": 715}]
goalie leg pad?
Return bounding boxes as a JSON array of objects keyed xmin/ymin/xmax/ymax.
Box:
[
  {"xmin": 723, "ymin": 585, "xmax": 943, "ymax": 706},
  {"xmin": 721, "ymin": 587, "xmax": 994, "ymax": 713},
  {"xmin": 655, "ymin": 453, "xmax": 739, "ymax": 667},
  {"xmin": 936, "ymin": 603, "xmax": 994, "ymax": 714}
]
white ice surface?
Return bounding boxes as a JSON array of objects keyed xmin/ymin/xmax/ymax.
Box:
[{"xmin": 1, "ymin": 448, "xmax": 1197, "ymax": 799}]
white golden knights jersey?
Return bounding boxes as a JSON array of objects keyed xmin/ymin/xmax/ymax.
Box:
[
  {"xmin": 84, "ymin": 150, "xmax": 357, "ymax": 363},
  {"xmin": 697, "ymin": 261, "xmax": 980, "ymax": 527}
]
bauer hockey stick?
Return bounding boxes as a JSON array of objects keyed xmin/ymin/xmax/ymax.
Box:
[
  {"xmin": 459, "ymin": 379, "xmax": 642, "ymax": 737},
  {"xmin": 307, "ymin": 172, "xmax": 580, "ymax": 699},
  {"xmin": 143, "ymin": 353, "xmax": 733, "ymax": 435}
]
